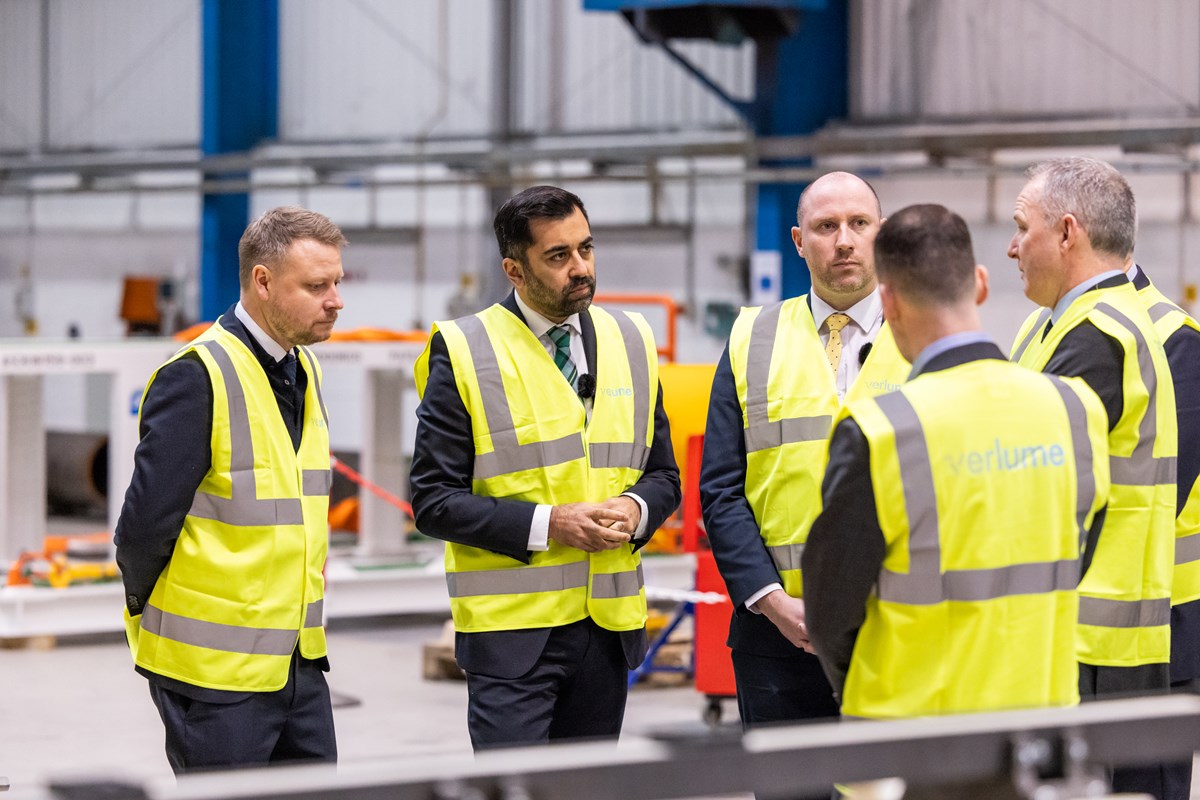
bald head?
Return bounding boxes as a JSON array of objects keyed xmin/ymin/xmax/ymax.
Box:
[{"xmin": 797, "ymin": 172, "xmax": 882, "ymax": 227}]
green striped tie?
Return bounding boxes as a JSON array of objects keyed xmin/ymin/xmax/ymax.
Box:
[{"xmin": 547, "ymin": 324, "xmax": 579, "ymax": 390}]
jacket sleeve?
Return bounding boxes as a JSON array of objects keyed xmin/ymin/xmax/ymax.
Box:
[
  {"xmin": 624, "ymin": 382, "xmax": 682, "ymax": 549},
  {"xmin": 409, "ymin": 332, "xmax": 539, "ymax": 563},
  {"xmin": 803, "ymin": 416, "xmax": 887, "ymax": 701},
  {"xmin": 698, "ymin": 345, "xmax": 782, "ymax": 607},
  {"xmin": 114, "ymin": 354, "xmax": 212, "ymax": 615},
  {"xmin": 1044, "ymin": 321, "xmax": 1125, "ymax": 432}
]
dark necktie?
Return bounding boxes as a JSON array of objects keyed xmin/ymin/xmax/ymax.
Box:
[
  {"xmin": 281, "ymin": 352, "xmax": 298, "ymax": 386},
  {"xmin": 547, "ymin": 324, "xmax": 579, "ymax": 390}
]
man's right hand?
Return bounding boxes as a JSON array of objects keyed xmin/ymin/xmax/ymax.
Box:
[
  {"xmin": 548, "ymin": 502, "xmax": 633, "ymax": 552},
  {"xmin": 753, "ymin": 589, "xmax": 810, "ymax": 650}
]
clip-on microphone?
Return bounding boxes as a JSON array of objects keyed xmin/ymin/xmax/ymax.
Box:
[{"xmin": 576, "ymin": 373, "xmax": 596, "ymax": 400}]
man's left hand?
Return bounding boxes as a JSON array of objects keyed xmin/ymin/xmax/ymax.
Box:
[{"xmin": 599, "ymin": 495, "xmax": 641, "ymax": 535}]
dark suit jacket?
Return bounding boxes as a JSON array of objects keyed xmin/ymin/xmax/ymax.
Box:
[
  {"xmin": 409, "ymin": 292, "xmax": 681, "ymax": 678},
  {"xmin": 1135, "ymin": 266, "xmax": 1200, "ymax": 682}
]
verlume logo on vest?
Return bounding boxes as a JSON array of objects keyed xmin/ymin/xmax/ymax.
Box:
[
  {"xmin": 865, "ymin": 380, "xmax": 902, "ymax": 393},
  {"xmin": 946, "ymin": 439, "xmax": 1067, "ymax": 475},
  {"xmin": 601, "ymin": 387, "xmax": 633, "ymax": 397}
]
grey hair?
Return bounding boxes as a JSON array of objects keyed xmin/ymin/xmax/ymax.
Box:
[{"xmin": 1027, "ymin": 157, "xmax": 1136, "ymax": 258}]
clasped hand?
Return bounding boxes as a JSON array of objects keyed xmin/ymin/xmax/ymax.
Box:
[{"xmin": 548, "ymin": 496, "xmax": 641, "ymax": 552}]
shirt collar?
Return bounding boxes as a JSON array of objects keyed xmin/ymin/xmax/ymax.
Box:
[
  {"xmin": 1126, "ymin": 262, "xmax": 1140, "ymax": 282},
  {"xmin": 235, "ymin": 302, "xmax": 291, "ymax": 362},
  {"xmin": 1051, "ymin": 270, "xmax": 1126, "ymax": 324},
  {"xmin": 909, "ymin": 331, "xmax": 995, "ymax": 379},
  {"xmin": 810, "ymin": 288, "xmax": 882, "ymax": 332},
  {"xmin": 513, "ymin": 291, "xmax": 582, "ymax": 340}
]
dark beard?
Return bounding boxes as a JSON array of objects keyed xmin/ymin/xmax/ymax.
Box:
[{"xmin": 523, "ymin": 269, "xmax": 595, "ymax": 317}]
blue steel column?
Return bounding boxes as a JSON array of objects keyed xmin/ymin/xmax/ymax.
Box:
[
  {"xmin": 754, "ymin": 2, "xmax": 848, "ymax": 299},
  {"xmin": 200, "ymin": 0, "xmax": 279, "ymax": 320}
]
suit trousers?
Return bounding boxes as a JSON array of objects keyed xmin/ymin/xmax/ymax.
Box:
[
  {"xmin": 148, "ymin": 652, "xmax": 337, "ymax": 774},
  {"xmin": 732, "ymin": 648, "xmax": 840, "ymax": 800},
  {"xmin": 1080, "ymin": 662, "xmax": 1173, "ymax": 800},
  {"xmin": 465, "ymin": 617, "xmax": 629, "ymax": 750}
]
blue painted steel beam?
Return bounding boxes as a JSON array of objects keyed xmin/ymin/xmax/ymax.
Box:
[
  {"xmin": 755, "ymin": 1, "xmax": 848, "ymax": 299},
  {"xmin": 200, "ymin": 0, "xmax": 279, "ymax": 321}
]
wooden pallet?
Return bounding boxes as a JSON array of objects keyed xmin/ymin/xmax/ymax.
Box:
[{"xmin": 0, "ymin": 635, "xmax": 57, "ymax": 650}]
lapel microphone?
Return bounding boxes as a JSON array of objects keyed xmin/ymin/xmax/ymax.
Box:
[
  {"xmin": 577, "ymin": 373, "xmax": 596, "ymax": 400},
  {"xmin": 858, "ymin": 342, "xmax": 873, "ymax": 366}
]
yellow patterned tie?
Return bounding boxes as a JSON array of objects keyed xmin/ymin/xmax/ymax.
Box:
[{"xmin": 825, "ymin": 313, "xmax": 851, "ymax": 373}]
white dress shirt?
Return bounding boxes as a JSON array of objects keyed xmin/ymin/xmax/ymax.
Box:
[{"xmin": 235, "ymin": 302, "xmax": 291, "ymax": 363}]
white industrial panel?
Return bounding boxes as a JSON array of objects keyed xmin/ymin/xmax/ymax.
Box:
[
  {"xmin": 0, "ymin": 0, "xmax": 42, "ymax": 152},
  {"xmin": 47, "ymin": 0, "xmax": 199, "ymax": 149},
  {"xmin": 853, "ymin": 0, "xmax": 1200, "ymax": 121},
  {"xmin": 280, "ymin": 0, "xmax": 492, "ymax": 140},
  {"xmin": 520, "ymin": 3, "xmax": 749, "ymax": 133}
]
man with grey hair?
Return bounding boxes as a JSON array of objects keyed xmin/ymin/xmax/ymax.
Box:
[
  {"xmin": 1009, "ymin": 157, "xmax": 1177, "ymax": 798},
  {"xmin": 116, "ymin": 206, "xmax": 346, "ymax": 772}
]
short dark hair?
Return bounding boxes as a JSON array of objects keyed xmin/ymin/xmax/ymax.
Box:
[
  {"xmin": 1028, "ymin": 157, "xmax": 1136, "ymax": 259},
  {"xmin": 493, "ymin": 185, "xmax": 589, "ymax": 262},
  {"xmin": 874, "ymin": 204, "xmax": 976, "ymax": 304},
  {"xmin": 238, "ymin": 206, "xmax": 348, "ymax": 289}
]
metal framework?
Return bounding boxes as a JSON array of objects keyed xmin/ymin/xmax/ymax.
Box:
[{"xmin": 13, "ymin": 695, "xmax": 1200, "ymax": 800}]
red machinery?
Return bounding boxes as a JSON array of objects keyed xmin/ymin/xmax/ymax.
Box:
[{"xmin": 680, "ymin": 434, "xmax": 737, "ymax": 724}]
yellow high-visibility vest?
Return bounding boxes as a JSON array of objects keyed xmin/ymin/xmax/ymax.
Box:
[
  {"xmin": 1012, "ymin": 282, "xmax": 1177, "ymax": 667},
  {"xmin": 843, "ymin": 359, "xmax": 1109, "ymax": 718},
  {"xmin": 414, "ymin": 303, "xmax": 659, "ymax": 634},
  {"xmin": 1137, "ymin": 279, "xmax": 1200, "ymax": 606},
  {"xmin": 125, "ymin": 321, "xmax": 332, "ymax": 692},
  {"xmin": 726, "ymin": 296, "xmax": 910, "ymax": 597}
]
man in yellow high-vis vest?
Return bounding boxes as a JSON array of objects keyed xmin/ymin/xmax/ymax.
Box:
[
  {"xmin": 699, "ymin": 172, "xmax": 909, "ymax": 778},
  {"xmin": 806, "ymin": 203, "xmax": 1109, "ymax": 727},
  {"xmin": 410, "ymin": 186, "xmax": 681, "ymax": 750},
  {"xmin": 1008, "ymin": 157, "xmax": 1177, "ymax": 799},
  {"xmin": 114, "ymin": 207, "xmax": 346, "ymax": 773},
  {"xmin": 1129, "ymin": 260, "xmax": 1200, "ymax": 800}
]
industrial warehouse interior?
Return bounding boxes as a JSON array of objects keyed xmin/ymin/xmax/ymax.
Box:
[{"xmin": 3, "ymin": 1, "xmax": 1200, "ymax": 798}]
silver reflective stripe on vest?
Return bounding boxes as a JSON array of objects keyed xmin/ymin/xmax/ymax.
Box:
[
  {"xmin": 768, "ymin": 543, "xmax": 805, "ymax": 572},
  {"xmin": 446, "ymin": 560, "xmax": 590, "ymax": 598},
  {"xmin": 1177, "ymin": 532, "xmax": 1200, "ymax": 566},
  {"xmin": 879, "ymin": 559, "xmax": 1080, "ymax": 605},
  {"xmin": 873, "ymin": 390, "xmax": 1080, "ymax": 606},
  {"xmin": 1094, "ymin": 303, "xmax": 1177, "ymax": 489},
  {"xmin": 1047, "ymin": 377, "xmax": 1097, "ymax": 552},
  {"xmin": 458, "ymin": 315, "xmax": 586, "ymax": 480},
  {"xmin": 142, "ymin": 604, "xmax": 298, "ymax": 656},
  {"xmin": 590, "ymin": 311, "xmax": 652, "ymax": 470},
  {"xmin": 743, "ymin": 302, "xmax": 833, "ymax": 453},
  {"xmin": 592, "ymin": 562, "xmax": 645, "ymax": 599},
  {"xmin": 304, "ymin": 599, "xmax": 324, "ymax": 628},
  {"xmin": 1148, "ymin": 302, "xmax": 1179, "ymax": 325},
  {"xmin": 298, "ymin": 345, "xmax": 329, "ymax": 426},
  {"xmin": 302, "ymin": 469, "xmax": 332, "ymax": 496},
  {"xmin": 1078, "ymin": 596, "xmax": 1171, "ymax": 628},
  {"xmin": 1012, "ymin": 307, "xmax": 1052, "ymax": 362},
  {"xmin": 187, "ymin": 342, "xmax": 305, "ymax": 526}
]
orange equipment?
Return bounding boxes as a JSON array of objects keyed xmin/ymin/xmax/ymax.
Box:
[{"xmin": 7, "ymin": 532, "xmax": 118, "ymax": 589}]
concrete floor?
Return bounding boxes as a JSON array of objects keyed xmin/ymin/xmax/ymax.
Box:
[{"xmin": 0, "ymin": 614, "xmax": 734, "ymax": 796}]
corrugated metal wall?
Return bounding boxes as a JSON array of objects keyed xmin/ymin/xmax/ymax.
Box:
[
  {"xmin": 47, "ymin": 0, "xmax": 198, "ymax": 149},
  {"xmin": 2, "ymin": 0, "xmax": 749, "ymax": 153},
  {"xmin": 0, "ymin": 0, "xmax": 42, "ymax": 153},
  {"xmin": 853, "ymin": 0, "xmax": 1200, "ymax": 121},
  {"xmin": 281, "ymin": 0, "xmax": 749, "ymax": 141}
]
